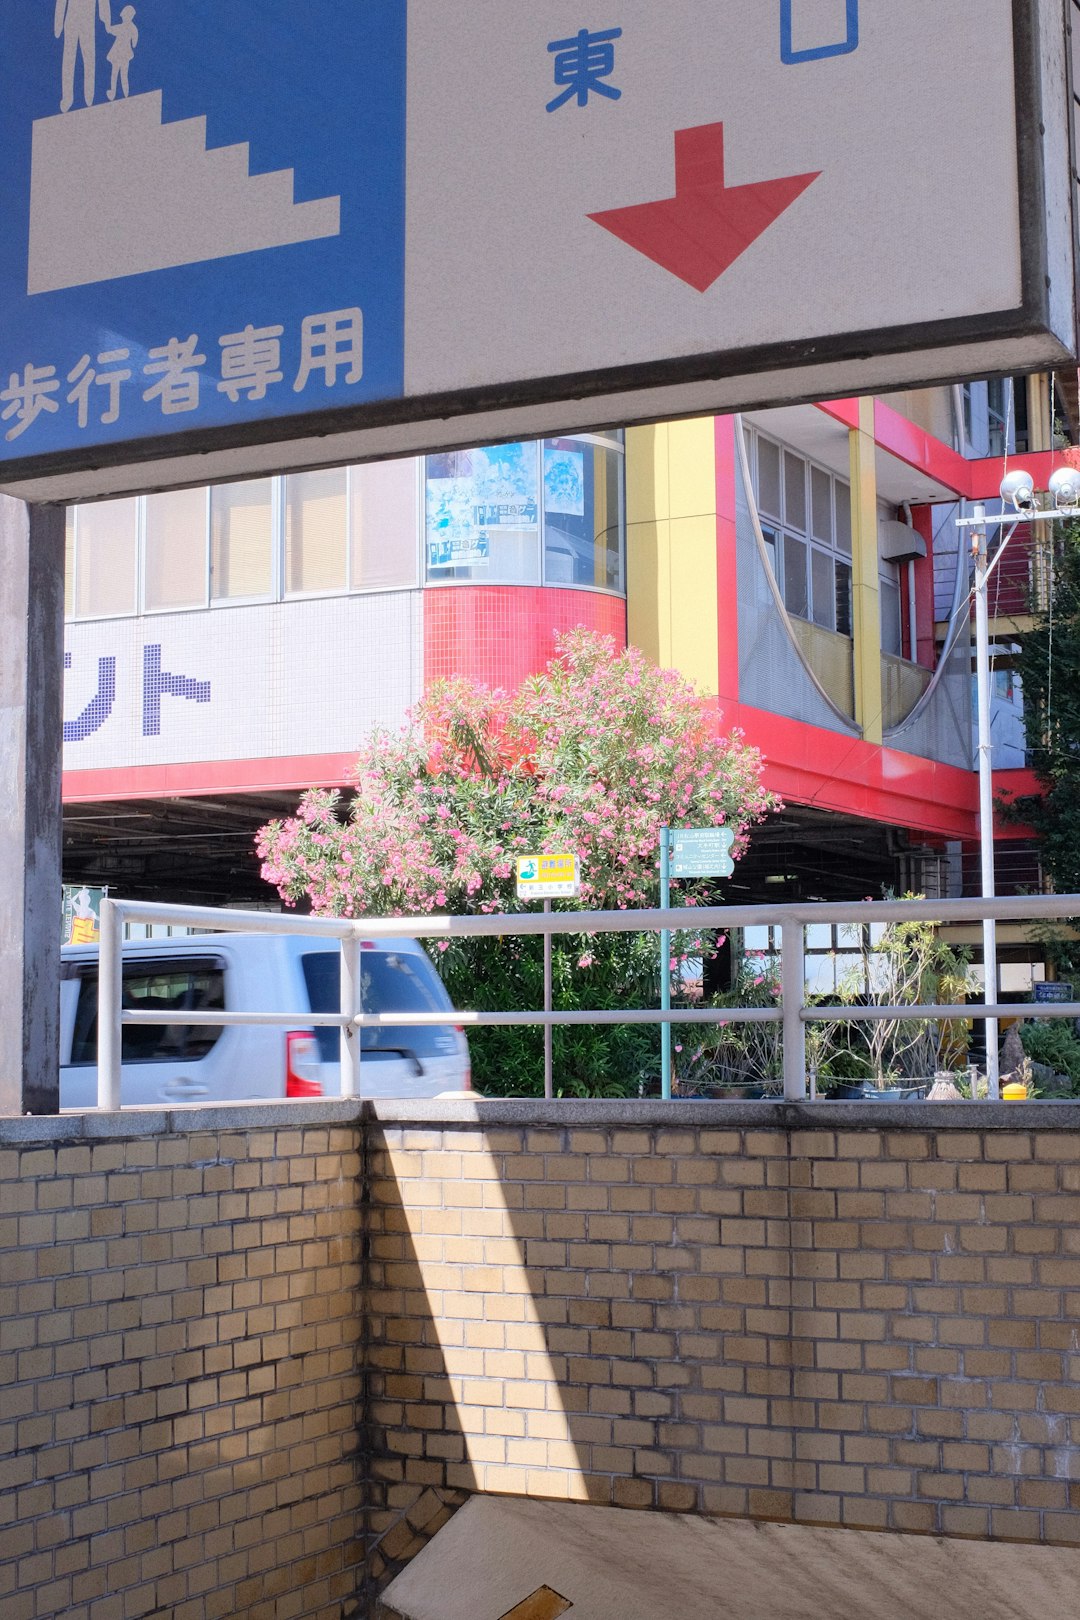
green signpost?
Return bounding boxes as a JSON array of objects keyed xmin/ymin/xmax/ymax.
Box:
[{"xmin": 659, "ymin": 828, "xmax": 735, "ymax": 1099}]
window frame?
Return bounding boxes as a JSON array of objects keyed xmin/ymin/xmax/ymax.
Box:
[
  {"xmin": 749, "ymin": 429, "xmax": 853, "ymax": 638},
  {"xmin": 67, "ymin": 498, "xmax": 142, "ymax": 623}
]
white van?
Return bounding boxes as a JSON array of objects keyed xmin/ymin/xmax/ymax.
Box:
[{"xmin": 59, "ymin": 932, "xmax": 471, "ymax": 1108}]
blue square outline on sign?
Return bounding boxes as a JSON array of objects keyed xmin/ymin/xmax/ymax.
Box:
[{"xmin": 780, "ymin": 0, "xmax": 859, "ymax": 65}]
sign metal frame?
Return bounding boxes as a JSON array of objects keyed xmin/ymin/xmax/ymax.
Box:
[{"xmin": 0, "ymin": 0, "xmax": 1072, "ymax": 501}]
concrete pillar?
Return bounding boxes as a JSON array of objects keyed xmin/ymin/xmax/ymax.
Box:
[{"xmin": 0, "ymin": 497, "xmax": 65, "ymax": 1114}]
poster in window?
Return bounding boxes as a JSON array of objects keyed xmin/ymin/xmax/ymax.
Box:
[
  {"xmin": 543, "ymin": 447, "xmax": 585, "ymax": 516},
  {"xmin": 425, "ymin": 476, "xmax": 491, "ymax": 568},
  {"xmin": 425, "ymin": 442, "xmax": 538, "ymax": 568}
]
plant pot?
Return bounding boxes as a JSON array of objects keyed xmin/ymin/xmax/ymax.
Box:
[{"xmin": 829, "ymin": 1081, "xmax": 930, "ymax": 1102}]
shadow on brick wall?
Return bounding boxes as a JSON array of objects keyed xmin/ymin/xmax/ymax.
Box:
[{"xmin": 364, "ymin": 1107, "xmax": 1080, "ymax": 1587}]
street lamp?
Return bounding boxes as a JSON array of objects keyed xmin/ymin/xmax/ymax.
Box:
[{"xmin": 956, "ymin": 470, "xmax": 1080, "ymax": 1096}]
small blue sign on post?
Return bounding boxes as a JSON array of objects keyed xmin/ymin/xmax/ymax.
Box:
[
  {"xmin": 1034, "ymin": 981, "xmax": 1074, "ymax": 1004},
  {"xmin": 670, "ymin": 827, "xmax": 735, "ymax": 879},
  {"xmin": 0, "ymin": 2, "xmax": 405, "ymax": 474}
]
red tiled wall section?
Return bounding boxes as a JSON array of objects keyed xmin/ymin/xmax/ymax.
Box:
[{"xmin": 424, "ymin": 586, "xmax": 627, "ymax": 689}]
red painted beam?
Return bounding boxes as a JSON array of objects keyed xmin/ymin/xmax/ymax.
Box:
[
  {"xmin": 62, "ymin": 752, "xmax": 359, "ymax": 803},
  {"xmin": 816, "ymin": 399, "xmax": 973, "ymax": 496},
  {"xmin": 719, "ymin": 700, "xmax": 983, "ymax": 841}
]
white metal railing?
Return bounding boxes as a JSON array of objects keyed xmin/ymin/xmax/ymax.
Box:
[{"xmin": 91, "ymin": 892, "xmax": 1080, "ymax": 1111}]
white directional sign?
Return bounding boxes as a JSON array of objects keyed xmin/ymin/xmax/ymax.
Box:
[
  {"xmin": 670, "ymin": 827, "xmax": 736, "ymax": 879},
  {"xmin": 0, "ymin": 0, "xmax": 1073, "ymax": 499}
]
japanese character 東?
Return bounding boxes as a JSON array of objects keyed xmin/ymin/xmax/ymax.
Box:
[{"xmin": 547, "ymin": 26, "xmax": 622, "ymax": 112}]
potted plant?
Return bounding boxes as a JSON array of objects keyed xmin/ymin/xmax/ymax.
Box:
[{"xmin": 823, "ymin": 905, "xmax": 974, "ymax": 1098}]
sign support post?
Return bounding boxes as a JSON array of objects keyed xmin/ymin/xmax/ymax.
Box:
[
  {"xmin": 660, "ymin": 828, "xmax": 672, "ymax": 1100},
  {"xmin": 0, "ymin": 496, "xmax": 64, "ymax": 1114},
  {"xmin": 516, "ymin": 854, "xmax": 579, "ymax": 1100}
]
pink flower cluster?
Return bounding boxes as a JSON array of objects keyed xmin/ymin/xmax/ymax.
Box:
[{"xmin": 256, "ymin": 629, "xmax": 779, "ymax": 921}]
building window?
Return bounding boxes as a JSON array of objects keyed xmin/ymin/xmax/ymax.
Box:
[
  {"xmin": 210, "ymin": 478, "xmax": 274, "ymax": 601},
  {"xmin": 144, "ymin": 488, "xmax": 208, "ymax": 612},
  {"xmin": 350, "ymin": 460, "xmax": 420, "ymax": 592},
  {"xmin": 425, "ymin": 443, "xmax": 541, "ymax": 584},
  {"xmin": 69, "ymin": 497, "xmax": 139, "ymax": 619},
  {"xmin": 743, "ymin": 922, "xmax": 888, "ymax": 996},
  {"xmin": 65, "ymin": 460, "xmax": 421, "ymax": 621},
  {"xmin": 285, "ymin": 468, "xmax": 348, "ymax": 595},
  {"xmin": 543, "ymin": 437, "xmax": 624, "ymax": 591},
  {"xmin": 750, "ymin": 430, "xmax": 852, "ymax": 636},
  {"xmin": 423, "ymin": 433, "xmax": 625, "ymax": 592}
]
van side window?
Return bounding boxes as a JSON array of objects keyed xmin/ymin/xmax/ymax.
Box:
[{"xmin": 69, "ymin": 961, "xmax": 226, "ymax": 1065}]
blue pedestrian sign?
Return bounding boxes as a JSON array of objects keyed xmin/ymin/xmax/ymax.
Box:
[
  {"xmin": 670, "ymin": 827, "xmax": 735, "ymax": 879},
  {"xmin": 0, "ymin": 2, "xmax": 404, "ymax": 484}
]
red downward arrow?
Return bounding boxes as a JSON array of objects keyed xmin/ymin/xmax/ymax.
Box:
[{"xmin": 588, "ymin": 122, "xmax": 821, "ymax": 293}]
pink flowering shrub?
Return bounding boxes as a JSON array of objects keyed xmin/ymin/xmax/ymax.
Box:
[
  {"xmin": 259, "ymin": 629, "xmax": 774, "ymax": 916},
  {"xmin": 256, "ymin": 630, "xmax": 778, "ymax": 1094}
]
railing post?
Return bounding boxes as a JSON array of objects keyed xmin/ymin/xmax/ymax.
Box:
[
  {"xmin": 97, "ymin": 897, "xmax": 123, "ymax": 1111},
  {"xmin": 339, "ymin": 929, "xmax": 361, "ymax": 1098},
  {"xmin": 781, "ymin": 916, "xmax": 806, "ymax": 1101},
  {"xmin": 543, "ymin": 899, "xmax": 554, "ymax": 1100}
]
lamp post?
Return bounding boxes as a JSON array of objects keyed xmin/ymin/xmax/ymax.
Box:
[
  {"xmin": 970, "ymin": 502, "xmax": 1000, "ymax": 1098},
  {"xmin": 957, "ymin": 466, "xmax": 1080, "ymax": 1097}
]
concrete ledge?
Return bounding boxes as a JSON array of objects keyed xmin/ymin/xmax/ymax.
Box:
[
  {"xmin": 367, "ymin": 1097, "xmax": 1080, "ymax": 1131},
  {"xmin": 0, "ymin": 1097, "xmax": 364, "ymax": 1142},
  {"xmin": 3, "ymin": 1095, "xmax": 1080, "ymax": 1142}
]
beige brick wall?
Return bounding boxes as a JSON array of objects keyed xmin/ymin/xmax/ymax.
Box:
[
  {"xmin": 368, "ymin": 1117, "xmax": 1080, "ymax": 1548},
  {"xmin": 0, "ymin": 1120, "xmax": 365, "ymax": 1620},
  {"xmin": 4, "ymin": 1103, "xmax": 1080, "ymax": 1619}
]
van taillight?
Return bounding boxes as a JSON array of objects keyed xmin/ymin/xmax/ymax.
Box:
[{"xmin": 286, "ymin": 1031, "xmax": 323, "ymax": 1098}]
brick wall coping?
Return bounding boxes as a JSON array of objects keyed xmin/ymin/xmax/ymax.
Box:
[{"xmin": 4, "ymin": 1095, "xmax": 1080, "ymax": 1143}]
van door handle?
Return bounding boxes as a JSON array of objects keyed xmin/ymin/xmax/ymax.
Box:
[{"xmin": 161, "ymin": 1076, "xmax": 209, "ymax": 1101}]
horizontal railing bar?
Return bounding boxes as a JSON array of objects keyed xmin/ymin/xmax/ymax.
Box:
[
  {"xmin": 805, "ymin": 1003, "xmax": 1080, "ymax": 1022},
  {"xmin": 118, "ymin": 1007, "xmax": 784, "ymax": 1029},
  {"xmin": 120, "ymin": 1010, "xmax": 350, "ymax": 1027},
  {"xmin": 102, "ymin": 892, "xmax": 1080, "ymax": 939},
  {"xmin": 356, "ymin": 1008, "xmax": 784, "ymax": 1029},
  {"xmin": 106, "ymin": 901, "xmax": 355, "ymax": 938}
]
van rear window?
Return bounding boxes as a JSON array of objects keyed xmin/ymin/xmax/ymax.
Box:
[{"xmin": 300, "ymin": 950, "xmax": 456, "ymax": 1064}]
